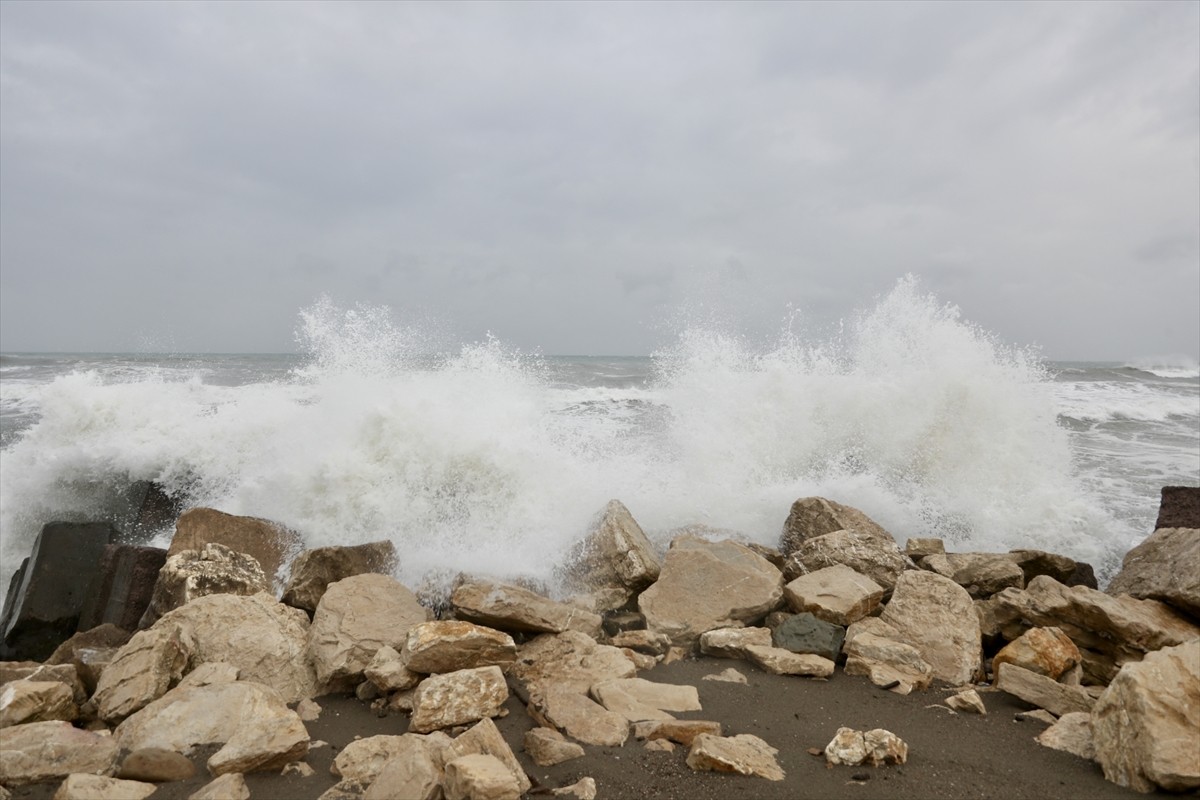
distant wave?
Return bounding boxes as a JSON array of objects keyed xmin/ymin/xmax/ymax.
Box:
[{"xmin": 1123, "ymin": 355, "xmax": 1200, "ymax": 380}]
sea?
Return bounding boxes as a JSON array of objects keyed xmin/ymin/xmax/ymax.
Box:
[{"xmin": 2, "ymin": 286, "xmax": 1198, "ymax": 594}]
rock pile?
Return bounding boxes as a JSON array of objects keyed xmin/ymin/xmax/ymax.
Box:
[{"xmin": 1, "ymin": 489, "xmax": 1197, "ymax": 797}]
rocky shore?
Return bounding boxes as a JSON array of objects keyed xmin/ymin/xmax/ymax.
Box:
[{"xmin": 1, "ymin": 488, "xmax": 1197, "ymax": 799}]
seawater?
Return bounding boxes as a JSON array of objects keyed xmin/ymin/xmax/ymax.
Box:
[{"xmin": 1, "ymin": 282, "xmax": 1197, "ymax": 592}]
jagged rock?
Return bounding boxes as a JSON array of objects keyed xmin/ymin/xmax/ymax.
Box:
[
  {"xmin": 780, "ymin": 497, "xmax": 893, "ymax": 555},
  {"xmin": 772, "ymin": 612, "xmax": 845, "ymax": 661},
  {"xmin": 93, "ymin": 621, "xmax": 194, "ymax": 723},
  {"xmin": 0, "ymin": 720, "xmax": 120, "ymax": 785},
  {"xmin": 560, "ymin": 500, "xmax": 661, "ymax": 613},
  {"xmin": 946, "ymin": 688, "xmax": 987, "ymax": 715},
  {"xmin": 167, "ymin": 507, "xmax": 302, "ymax": 587},
  {"xmin": 0, "ymin": 678, "xmax": 77, "ymax": 727},
  {"xmin": 527, "ymin": 684, "xmax": 629, "ymax": 746},
  {"xmin": 524, "ymin": 727, "xmax": 585, "ymax": 766},
  {"xmin": 509, "ymin": 631, "xmax": 637, "ymax": 696},
  {"xmin": 449, "ymin": 717, "xmax": 531, "ymax": 796},
  {"xmin": 307, "ymin": 573, "xmax": 431, "ymax": 694},
  {"xmin": 633, "ymin": 719, "xmax": 723, "ymax": 746},
  {"xmin": 356, "ymin": 735, "xmax": 444, "ymax": 800},
  {"xmin": 140, "ymin": 543, "xmax": 269, "ymax": 628},
  {"xmin": 1107, "ymin": 527, "xmax": 1200, "ymax": 618},
  {"xmin": 590, "ymin": 677, "xmax": 701, "ymax": 722},
  {"xmin": 177, "ymin": 661, "xmax": 239, "ymax": 689},
  {"xmin": 702, "ymin": 667, "xmax": 748, "ymax": 684},
  {"xmin": 401, "ymin": 620, "xmax": 517, "ymax": 675},
  {"xmin": 281, "ymin": 541, "xmax": 398, "ymax": 614},
  {"xmin": 1155, "ymin": 485, "xmax": 1200, "ymax": 529},
  {"xmin": 697, "ymin": 627, "xmax": 773, "ymax": 659},
  {"xmin": 920, "ymin": 553, "xmax": 1024, "ymax": 599},
  {"xmin": 879, "ymin": 570, "xmax": 982, "ymax": 685},
  {"xmin": 783, "ymin": 565, "xmax": 883, "ymax": 626},
  {"xmin": 442, "ymin": 753, "xmax": 522, "ymax": 800},
  {"xmin": 552, "ymin": 777, "xmax": 597, "ymax": 800},
  {"xmin": 0, "ymin": 663, "xmax": 86, "ymax": 704},
  {"xmin": 1036, "ymin": 712, "xmax": 1094, "ymax": 760},
  {"xmin": 842, "ymin": 620, "xmax": 933, "ymax": 694},
  {"xmin": 78, "ymin": 544, "xmax": 167, "ymax": 633},
  {"xmin": 188, "ymin": 772, "xmax": 250, "ymax": 800},
  {"xmin": 0, "ymin": 522, "xmax": 117, "ymax": 661},
  {"xmin": 331, "ymin": 733, "xmax": 452, "ymax": 783},
  {"xmin": 995, "ymin": 663, "xmax": 1095, "ymax": 717},
  {"xmin": 44, "ymin": 625, "xmax": 132, "ymax": 696},
  {"xmin": 904, "ymin": 538, "xmax": 944, "ymax": 558},
  {"xmin": 686, "ymin": 733, "xmax": 785, "ymax": 780},
  {"xmin": 608, "ymin": 629, "xmax": 671, "ymax": 656},
  {"xmin": 363, "ymin": 645, "xmax": 421, "ymax": 692},
  {"xmin": 744, "ymin": 645, "xmax": 834, "ymax": 677},
  {"xmin": 157, "ymin": 592, "xmax": 316, "ymax": 703},
  {"xmin": 1007, "ymin": 549, "xmax": 1097, "ymax": 589},
  {"xmin": 51, "ymin": 774, "xmax": 156, "ymax": 800},
  {"xmin": 451, "ymin": 579, "xmax": 602, "ymax": 637},
  {"xmin": 317, "ymin": 780, "xmax": 370, "ymax": 800},
  {"xmin": 824, "ymin": 727, "xmax": 908, "ymax": 766},
  {"xmin": 992, "ymin": 627, "xmax": 1080, "ymax": 680},
  {"xmin": 1092, "ymin": 639, "xmax": 1200, "ymax": 793},
  {"xmin": 118, "ymin": 746, "xmax": 197, "ymax": 781},
  {"xmin": 782, "ymin": 531, "xmax": 911, "ymax": 593},
  {"xmin": 114, "ymin": 681, "xmax": 309, "ymax": 775},
  {"xmin": 639, "ymin": 536, "xmax": 783, "ymax": 646},
  {"xmin": 409, "ymin": 665, "xmax": 508, "ymax": 734}
]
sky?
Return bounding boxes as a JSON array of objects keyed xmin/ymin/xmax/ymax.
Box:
[{"xmin": 0, "ymin": 1, "xmax": 1197, "ymax": 360}]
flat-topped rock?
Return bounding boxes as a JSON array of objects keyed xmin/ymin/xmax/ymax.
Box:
[
  {"xmin": 451, "ymin": 579, "xmax": 602, "ymax": 637},
  {"xmin": 698, "ymin": 627, "xmax": 773, "ymax": 659},
  {"xmin": 920, "ymin": 552, "xmax": 1025, "ymax": 599},
  {"xmin": 1154, "ymin": 485, "xmax": 1200, "ymax": 530},
  {"xmin": 590, "ymin": 677, "xmax": 701, "ymax": 722},
  {"xmin": 509, "ymin": 630, "xmax": 637, "ymax": 696},
  {"xmin": 401, "ymin": 620, "xmax": 516, "ymax": 674},
  {"xmin": 0, "ymin": 678, "xmax": 77, "ymax": 728},
  {"xmin": 772, "ymin": 612, "xmax": 845, "ymax": 662},
  {"xmin": 527, "ymin": 684, "xmax": 629, "ymax": 747},
  {"xmin": 1106, "ymin": 527, "xmax": 1199, "ymax": 618},
  {"xmin": 686, "ymin": 733, "xmax": 785, "ymax": 780},
  {"xmin": 783, "ymin": 564, "xmax": 883, "ymax": 626},
  {"xmin": 995, "ymin": 662, "xmax": 1096, "ymax": 717},
  {"xmin": 0, "ymin": 721, "xmax": 120, "ymax": 785}
]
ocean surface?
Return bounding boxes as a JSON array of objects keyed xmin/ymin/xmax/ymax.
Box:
[{"xmin": 2, "ymin": 288, "xmax": 1198, "ymax": 593}]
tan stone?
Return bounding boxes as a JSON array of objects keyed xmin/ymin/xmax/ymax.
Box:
[
  {"xmin": 0, "ymin": 663, "xmax": 87, "ymax": 704},
  {"xmin": 524, "ymin": 727, "xmax": 585, "ymax": 766},
  {"xmin": 992, "ymin": 626, "xmax": 1080, "ymax": 680},
  {"xmin": 1092, "ymin": 640, "xmax": 1200, "ymax": 793},
  {"xmin": 783, "ymin": 564, "xmax": 883, "ymax": 626},
  {"xmin": 645, "ymin": 739, "xmax": 674, "ymax": 752},
  {"xmin": 825, "ymin": 727, "xmax": 907, "ymax": 766},
  {"xmin": 780, "ymin": 497, "xmax": 893, "ymax": 555},
  {"xmin": 702, "ymin": 667, "xmax": 748, "ymax": 684},
  {"xmin": 402, "ymin": 620, "xmax": 517, "ymax": 675},
  {"xmin": 995, "ymin": 663, "xmax": 1095, "ymax": 717},
  {"xmin": 945, "ymin": 689, "xmax": 987, "ymax": 715},
  {"xmin": 451, "ymin": 579, "xmax": 602, "ymax": 637},
  {"xmin": 331, "ymin": 734, "xmax": 448, "ymax": 783},
  {"xmin": 921, "ymin": 553, "xmax": 1025, "ymax": 599},
  {"xmin": 0, "ymin": 721, "xmax": 120, "ymax": 785},
  {"xmin": 879, "ymin": 570, "xmax": 982, "ymax": 685},
  {"xmin": 93, "ymin": 622, "xmax": 194, "ymax": 723},
  {"xmin": 188, "ymin": 773, "xmax": 250, "ymax": 800},
  {"xmin": 527, "ymin": 685, "xmax": 629, "ymax": 747},
  {"xmin": 1036, "ymin": 712, "xmax": 1094, "ymax": 761},
  {"xmin": 904, "ymin": 538, "xmax": 945, "ymax": 558},
  {"xmin": 281, "ymin": 540, "xmax": 398, "ymax": 614},
  {"xmin": 633, "ymin": 719, "xmax": 722, "ymax": 747},
  {"xmin": 686, "ymin": 733, "xmax": 785, "ymax": 780},
  {"xmin": 744, "ymin": 645, "xmax": 834, "ymax": 677},
  {"xmin": 783, "ymin": 530, "xmax": 911, "ymax": 592},
  {"xmin": 698, "ymin": 627, "xmax": 773, "ymax": 659},
  {"xmin": 590, "ymin": 677, "xmax": 701, "ymax": 722},
  {"xmin": 141, "ymin": 543, "xmax": 269, "ymax": 627},
  {"xmin": 52, "ymin": 774, "xmax": 156, "ymax": 800},
  {"xmin": 639, "ymin": 536, "xmax": 783, "ymax": 646},
  {"xmin": 560, "ymin": 500, "xmax": 662, "ymax": 612},
  {"xmin": 608, "ymin": 629, "xmax": 672, "ymax": 656},
  {"xmin": 449, "ymin": 717, "xmax": 531, "ymax": 796},
  {"xmin": 1107, "ymin": 527, "xmax": 1200, "ymax": 617},
  {"xmin": 0, "ymin": 679, "xmax": 77, "ymax": 728},
  {"xmin": 842, "ymin": 620, "xmax": 934, "ymax": 694},
  {"xmin": 509, "ymin": 631, "xmax": 637, "ymax": 696},
  {"xmin": 317, "ymin": 780, "xmax": 370, "ymax": 800},
  {"xmin": 359, "ymin": 736, "xmax": 441, "ymax": 800},
  {"xmin": 118, "ymin": 747, "xmax": 197, "ymax": 782},
  {"xmin": 168, "ymin": 507, "xmax": 302, "ymax": 587},
  {"xmin": 409, "ymin": 665, "xmax": 508, "ymax": 734},
  {"xmin": 362, "ymin": 645, "xmax": 421, "ymax": 693},
  {"xmin": 177, "ymin": 661, "xmax": 240, "ymax": 689},
  {"xmin": 552, "ymin": 777, "xmax": 597, "ymax": 800},
  {"xmin": 443, "ymin": 753, "xmax": 522, "ymax": 800}
]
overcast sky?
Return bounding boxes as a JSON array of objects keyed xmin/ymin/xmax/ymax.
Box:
[{"xmin": 1, "ymin": 1, "xmax": 1197, "ymax": 359}]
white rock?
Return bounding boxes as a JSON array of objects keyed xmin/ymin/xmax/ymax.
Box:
[{"xmin": 697, "ymin": 627, "xmax": 773, "ymax": 659}]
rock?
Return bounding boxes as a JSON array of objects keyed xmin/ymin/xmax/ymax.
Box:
[
  {"xmin": 0, "ymin": 721, "xmax": 120, "ymax": 785},
  {"xmin": 1107, "ymin": 527, "xmax": 1200, "ymax": 618},
  {"xmin": 904, "ymin": 538, "xmax": 944, "ymax": 558},
  {"xmin": 920, "ymin": 553, "xmax": 1025, "ymax": 599},
  {"xmin": 560, "ymin": 500, "xmax": 661, "ymax": 613},
  {"xmin": 509, "ymin": 631, "xmax": 637, "ymax": 696},
  {"xmin": 127, "ymin": 480, "xmax": 183, "ymax": 535},
  {"xmin": 114, "ymin": 681, "xmax": 309, "ymax": 775},
  {"xmin": 0, "ymin": 663, "xmax": 86, "ymax": 704},
  {"xmin": 281, "ymin": 541, "xmax": 398, "ymax": 614},
  {"xmin": 167, "ymin": 507, "xmax": 302, "ymax": 588},
  {"xmin": 702, "ymin": 667, "xmax": 748, "ymax": 684},
  {"xmin": 0, "ymin": 522, "xmax": 117, "ymax": 661},
  {"xmin": 1015, "ymin": 709, "xmax": 1058, "ymax": 725},
  {"xmin": 992, "ymin": 626, "xmax": 1080, "ymax": 680},
  {"xmin": 157, "ymin": 592, "xmax": 317, "ymax": 703},
  {"xmin": 402, "ymin": 620, "xmax": 517, "ymax": 674},
  {"xmin": 697, "ymin": 627, "xmax": 773, "ymax": 659},
  {"xmin": 0, "ymin": 678, "xmax": 77, "ymax": 727},
  {"xmin": 188, "ymin": 772, "xmax": 250, "ymax": 800},
  {"xmin": 77, "ymin": 544, "xmax": 167, "ymax": 632},
  {"xmin": 317, "ymin": 780, "xmax": 370, "ymax": 800},
  {"xmin": 1092, "ymin": 639, "xmax": 1200, "ymax": 793},
  {"xmin": 1155, "ymin": 485, "xmax": 1200, "ymax": 530},
  {"xmin": 841, "ymin": 622, "xmax": 933, "ymax": 694},
  {"xmin": 451, "ymin": 579, "xmax": 601, "ymax": 638},
  {"xmin": 44, "ymin": 624, "xmax": 133, "ymax": 695},
  {"xmin": 523, "ymin": 727, "xmax": 585, "ymax": 766},
  {"xmin": 331, "ymin": 734, "xmax": 449, "ymax": 783},
  {"xmin": 645, "ymin": 739, "xmax": 674, "ymax": 752},
  {"xmin": 1007, "ymin": 549, "xmax": 1097, "ymax": 589},
  {"xmin": 118, "ymin": 746, "xmax": 197, "ymax": 782},
  {"xmin": 879, "ymin": 570, "xmax": 982, "ymax": 685},
  {"xmin": 744, "ymin": 645, "xmax": 834, "ymax": 677},
  {"xmin": 590, "ymin": 677, "xmax": 701, "ymax": 721},
  {"xmin": 449, "ymin": 717, "xmax": 531, "ymax": 796},
  {"xmin": 357, "ymin": 736, "xmax": 443, "ymax": 800},
  {"xmin": 527, "ymin": 684, "xmax": 629, "ymax": 747},
  {"xmin": 824, "ymin": 727, "xmax": 908, "ymax": 766},
  {"xmin": 780, "ymin": 497, "xmax": 893, "ymax": 555},
  {"xmin": 1036, "ymin": 712, "xmax": 1094, "ymax": 760},
  {"xmin": 946, "ymin": 689, "xmax": 987, "ymax": 715},
  {"xmin": 552, "ymin": 777, "xmax": 597, "ymax": 800},
  {"xmin": 307, "ymin": 573, "xmax": 431, "ymax": 694},
  {"xmin": 177, "ymin": 661, "xmax": 239, "ymax": 689},
  {"xmin": 409, "ymin": 665, "xmax": 508, "ymax": 734},
  {"xmin": 783, "ymin": 565, "xmax": 884, "ymax": 626},
  {"xmin": 772, "ymin": 612, "xmax": 845, "ymax": 661},
  {"xmin": 633, "ymin": 719, "xmax": 723, "ymax": 747},
  {"xmin": 139, "ymin": 543, "xmax": 269, "ymax": 628},
  {"xmin": 608, "ymin": 629, "xmax": 671, "ymax": 656},
  {"xmin": 639, "ymin": 536, "xmax": 783, "ymax": 646},
  {"xmin": 92, "ymin": 621, "xmax": 194, "ymax": 723},
  {"xmin": 51, "ymin": 774, "xmax": 156, "ymax": 800},
  {"xmin": 443, "ymin": 753, "xmax": 522, "ymax": 800},
  {"xmin": 686, "ymin": 733, "xmax": 785, "ymax": 780},
  {"xmin": 601, "ymin": 610, "xmax": 646, "ymax": 637},
  {"xmin": 782, "ymin": 531, "xmax": 911, "ymax": 593},
  {"xmin": 995, "ymin": 663, "xmax": 1095, "ymax": 717},
  {"xmin": 363, "ymin": 645, "xmax": 421, "ymax": 693}
]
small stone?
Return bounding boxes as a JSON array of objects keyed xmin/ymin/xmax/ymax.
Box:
[
  {"xmin": 1036, "ymin": 711, "xmax": 1095, "ymax": 761},
  {"xmin": 645, "ymin": 738, "xmax": 675, "ymax": 752},
  {"xmin": 524, "ymin": 727, "xmax": 585, "ymax": 767},
  {"xmin": 945, "ymin": 689, "xmax": 987, "ymax": 716},
  {"xmin": 282, "ymin": 761, "xmax": 316, "ymax": 777},
  {"xmin": 118, "ymin": 747, "xmax": 197, "ymax": 782},
  {"xmin": 1015, "ymin": 709, "xmax": 1058, "ymax": 725},
  {"xmin": 702, "ymin": 667, "xmax": 748, "ymax": 684},
  {"xmin": 409, "ymin": 665, "xmax": 508, "ymax": 734},
  {"xmin": 442, "ymin": 753, "xmax": 522, "ymax": 800},
  {"xmin": 296, "ymin": 698, "xmax": 322, "ymax": 721},
  {"xmin": 686, "ymin": 733, "xmax": 785, "ymax": 780},
  {"xmin": 552, "ymin": 776, "xmax": 597, "ymax": 800}
]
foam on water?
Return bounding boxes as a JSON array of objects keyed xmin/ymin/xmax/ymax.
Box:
[{"xmin": 0, "ymin": 278, "xmax": 1177, "ymax": 593}]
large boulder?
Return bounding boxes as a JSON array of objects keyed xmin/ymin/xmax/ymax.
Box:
[
  {"xmin": 639, "ymin": 536, "xmax": 783, "ymax": 647},
  {"xmin": 780, "ymin": 497, "xmax": 892, "ymax": 556},
  {"xmin": 114, "ymin": 681, "xmax": 309, "ymax": 775},
  {"xmin": 879, "ymin": 570, "xmax": 982, "ymax": 685},
  {"xmin": 1106, "ymin": 528, "xmax": 1200, "ymax": 618},
  {"xmin": 408, "ymin": 665, "xmax": 509, "ymax": 734},
  {"xmin": 782, "ymin": 564, "xmax": 883, "ymax": 626},
  {"xmin": 1154, "ymin": 485, "xmax": 1200, "ymax": 530},
  {"xmin": 167, "ymin": 507, "xmax": 302, "ymax": 587},
  {"xmin": 782, "ymin": 531, "xmax": 911, "ymax": 593},
  {"xmin": 842, "ymin": 619, "xmax": 934, "ymax": 694},
  {"xmin": 0, "ymin": 721, "xmax": 119, "ymax": 785},
  {"xmin": 450, "ymin": 579, "xmax": 602, "ymax": 638},
  {"xmin": 401, "ymin": 621, "xmax": 516, "ymax": 675},
  {"xmin": 1092, "ymin": 639, "xmax": 1200, "ymax": 793},
  {"xmin": 560, "ymin": 500, "xmax": 662, "ymax": 613},
  {"xmin": 331, "ymin": 733, "xmax": 454, "ymax": 783},
  {"xmin": 52, "ymin": 774, "xmax": 156, "ymax": 800},
  {"xmin": 0, "ymin": 522, "xmax": 117, "ymax": 661},
  {"xmin": 523, "ymin": 727, "xmax": 585, "ymax": 766},
  {"xmin": 920, "ymin": 553, "xmax": 1025, "ymax": 599},
  {"xmin": 92, "ymin": 621, "xmax": 194, "ymax": 723},
  {"xmin": 527, "ymin": 684, "xmax": 629, "ymax": 747},
  {"xmin": 442, "ymin": 753, "xmax": 522, "ymax": 800},
  {"xmin": 359, "ymin": 736, "xmax": 443, "ymax": 800},
  {"xmin": 995, "ymin": 663, "xmax": 1095, "ymax": 717},
  {"xmin": 77, "ymin": 544, "xmax": 167, "ymax": 632},
  {"xmin": 509, "ymin": 631, "xmax": 637, "ymax": 696},
  {"xmin": 139, "ymin": 543, "xmax": 270, "ymax": 628},
  {"xmin": 0, "ymin": 679, "xmax": 77, "ymax": 728},
  {"xmin": 686, "ymin": 733, "xmax": 785, "ymax": 780},
  {"xmin": 1006, "ymin": 549, "xmax": 1096, "ymax": 589},
  {"xmin": 992, "ymin": 626, "xmax": 1080, "ymax": 681},
  {"xmin": 307, "ymin": 573, "xmax": 431, "ymax": 694},
  {"xmin": 281, "ymin": 541, "xmax": 397, "ymax": 615},
  {"xmin": 449, "ymin": 717, "xmax": 531, "ymax": 796}
]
